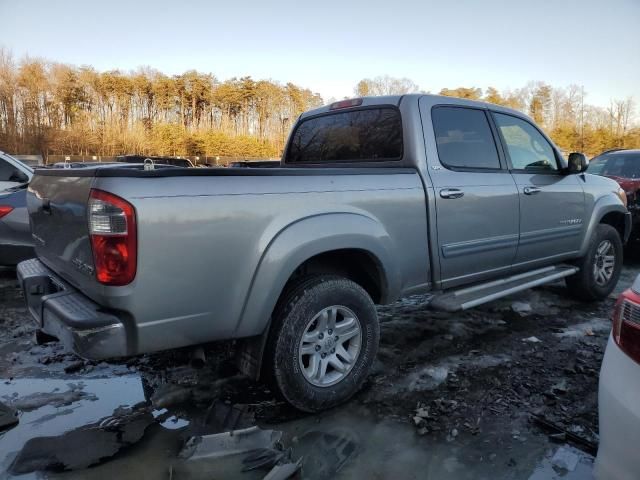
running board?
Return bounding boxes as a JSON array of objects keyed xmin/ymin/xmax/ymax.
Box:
[{"xmin": 430, "ymin": 265, "xmax": 578, "ymax": 312}]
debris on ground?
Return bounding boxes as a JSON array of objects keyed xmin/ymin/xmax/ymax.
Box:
[
  {"xmin": 522, "ymin": 336, "xmax": 542, "ymax": 343},
  {"xmin": 180, "ymin": 426, "xmax": 283, "ymax": 461},
  {"xmin": 150, "ymin": 383, "xmax": 193, "ymax": 409},
  {"xmin": 4, "ymin": 383, "xmax": 97, "ymax": 411},
  {"xmin": 0, "ymin": 400, "xmax": 19, "ymax": 431},
  {"xmin": 511, "ymin": 301, "xmax": 533, "ymax": 316},
  {"xmin": 530, "ymin": 414, "xmax": 598, "ymax": 456},
  {"xmin": 242, "ymin": 447, "xmax": 289, "ymax": 472},
  {"xmin": 551, "ymin": 446, "xmax": 580, "ymax": 472},
  {"xmin": 263, "ymin": 457, "xmax": 303, "ymax": 480},
  {"xmin": 9, "ymin": 408, "xmax": 154, "ymax": 473}
]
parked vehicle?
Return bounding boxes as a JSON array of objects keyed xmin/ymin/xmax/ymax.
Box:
[
  {"xmin": 0, "ymin": 151, "xmax": 32, "ymax": 192},
  {"xmin": 0, "ymin": 153, "xmax": 33, "ymax": 265},
  {"xmin": 116, "ymin": 155, "xmax": 194, "ymax": 168},
  {"xmin": 0, "ymin": 184, "xmax": 34, "ymax": 266},
  {"xmin": 588, "ymin": 149, "xmax": 640, "ymax": 243},
  {"xmin": 596, "ymin": 275, "xmax": 640, "ymax": 480},
  {"xmin": 18, "ymin": 95, "xmax": 631, "ymax": 412}
]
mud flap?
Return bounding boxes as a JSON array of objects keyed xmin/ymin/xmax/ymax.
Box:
[{"xmin": 235, "ymin": 323, "xmax": 271, "ymax": 381}]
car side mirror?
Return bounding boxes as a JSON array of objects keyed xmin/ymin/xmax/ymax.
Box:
[{"xmin": 568, "ymin": 152, "xmax": 588, "ymax": 174}]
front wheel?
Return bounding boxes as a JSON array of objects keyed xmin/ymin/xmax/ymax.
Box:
[
  {"xmin": 263, "ymin": 275, "xmax": 379, "ymax": 412},
  {"xmin": 566, "ymin": 224, "xmax": 623, "ymax": 301}
]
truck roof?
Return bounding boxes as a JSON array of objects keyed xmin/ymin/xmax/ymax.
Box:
[{"xmin": 301, "ymin": 93, "xmax": 528, "ymax": 121}]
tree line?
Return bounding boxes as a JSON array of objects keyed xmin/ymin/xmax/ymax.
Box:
[
  {"xmin": 356, "ymin": 76, "xmax": 638, "ymax": 155},
  {"xmin": 0, "ymin": 48, "xmax": 323, "ymax": 160},
  {"xmin": 0, "ymin": 50, "xmax": 637, "ymax": 162}
]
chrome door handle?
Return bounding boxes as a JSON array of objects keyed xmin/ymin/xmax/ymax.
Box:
[
  {"xmin": 440, "ymin": 188, "xmax": 464, "ymax": 199},
  {"xmin": 523, "ymin": 186, "xmax": 541, "ymax": 195}
]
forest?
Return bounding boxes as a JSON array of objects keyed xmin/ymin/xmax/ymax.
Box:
[{"xmin": 0, "ymin": 49, "xmax": 638, "ymax": 162}]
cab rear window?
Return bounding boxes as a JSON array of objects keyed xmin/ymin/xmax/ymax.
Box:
[{"xmin": 285, "ymin": 108, "xmax": 402, "ymax": 163}]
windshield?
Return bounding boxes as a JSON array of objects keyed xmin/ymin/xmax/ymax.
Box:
[{"xmin": 588, "ymin": 152, "xmax": 640, "ymax": 178}]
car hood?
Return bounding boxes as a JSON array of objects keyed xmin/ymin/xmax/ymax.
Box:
[{"xmin": 603, "ymin": 175, "xmax": 640, "ymax": 193}]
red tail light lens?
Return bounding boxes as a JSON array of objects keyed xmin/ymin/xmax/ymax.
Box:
[
  {"xmin": 0, "ymin": 206, "xmax": 14, "ymax": 219},
  {"xmin": 612, "ymin": 289, "xmax": 640, "ymax": 364},
  {"xmin": 88, "ymin": 189, "xmax": 137, "ymax": 286}
]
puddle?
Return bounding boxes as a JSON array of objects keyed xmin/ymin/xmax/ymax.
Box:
[{"xmin": 0, "ymin": 376, "xmax": 147, "ymax": 475}]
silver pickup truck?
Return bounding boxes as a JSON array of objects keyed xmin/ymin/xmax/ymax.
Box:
[{"xmin": 18, "ymin": 94, "xmax": 631, "ymax": 412}]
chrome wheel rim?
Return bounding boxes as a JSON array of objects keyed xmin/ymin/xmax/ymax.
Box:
[
  {"xmin": 298, "ymin": 305, "xmax": 362, "ymax": 387},
  {"xmin": 593, "ymin": 240, "xmax": 615, "ymax": 286}
]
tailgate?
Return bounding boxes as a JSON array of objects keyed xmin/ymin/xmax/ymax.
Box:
[{"xmin": 27, "ymin": 172, "xmax": 97, "ymax": 290}]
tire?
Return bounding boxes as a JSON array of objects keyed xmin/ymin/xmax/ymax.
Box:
[
  {"xmin": 263, "ymin": 275, "xmax": 379, "ymax": 412},
  {"xmin": 566, "ymin": 224, "xmax": 623, "ymax": 301}
]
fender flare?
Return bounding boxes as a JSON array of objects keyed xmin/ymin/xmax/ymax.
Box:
[
  {"xmin": 579, "ymin": 195, "xmax": 628, "ymax": 256},
  {"xmin": 233, "ymin": 212, "xmax": 400, "ymax": 338}
]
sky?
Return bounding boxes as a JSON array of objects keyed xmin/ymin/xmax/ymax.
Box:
[{"xmin": 1, "ymin": 0, "xmax": 638, "ymax": 108}]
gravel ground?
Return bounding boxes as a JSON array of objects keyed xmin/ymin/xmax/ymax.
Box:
[{"xmin": 1, "ymin": 260, "xmax": 639, "ymax": 479}]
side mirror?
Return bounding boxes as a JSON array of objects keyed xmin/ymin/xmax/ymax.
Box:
[{"xmin": 568, "ymin": 152, "xmax": 588, "ymax": 174}]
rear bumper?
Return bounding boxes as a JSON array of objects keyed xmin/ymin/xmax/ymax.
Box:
[
  {"xmin": 595, "ymin": 335, "xmax": 640, "ymax": 480},
  {"xmin": 17, "ymin": 258, "xmax": 129, "ymax": 360}
]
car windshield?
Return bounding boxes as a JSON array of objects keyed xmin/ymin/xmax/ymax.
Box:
[{"xmin": 588, "ymin": 152, "xmax": 640, "ymax": 178}]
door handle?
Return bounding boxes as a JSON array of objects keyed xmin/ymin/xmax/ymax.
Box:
[
  {"xmin": 523, "ymin": 186, "xmax": 541, "ymax": 195},
  {"xmin": 440, "ymin": 188, "xmax": 464, "ymax": 199}
]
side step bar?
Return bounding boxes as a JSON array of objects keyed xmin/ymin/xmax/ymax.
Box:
[{"xmin": 430, "ymin": 265, "xmax": 578, "ymax": 312}]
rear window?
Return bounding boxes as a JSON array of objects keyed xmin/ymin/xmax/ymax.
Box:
[
  {"xmin": 285, "ymin": 108, "xmax": 402, "ymax": 163},
  {"xmin": 588, "ymin": 153, "xmax": 640, "ymax": 178},
  {"xmin": 432, "ymin": 107, "xmax": 501, "ymax": 170}
]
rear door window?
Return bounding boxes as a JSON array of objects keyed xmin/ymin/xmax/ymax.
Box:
[
  {"xmin": 285, "ymin": 107, "xmax": 402, "ymax": 163},
  {"xmin": 432, "ymin": 107, "xmax": 501, "ymax": 170}
]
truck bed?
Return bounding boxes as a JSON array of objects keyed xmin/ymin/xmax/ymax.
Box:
[{"xmin": 27, "ymin": 165, "xmax": 430, "ymax": 355}]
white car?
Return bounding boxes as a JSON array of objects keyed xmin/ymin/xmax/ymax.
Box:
[
  {"xmin": 0, "ymin": 151, "xmax": 32, "ymax": 191},
  {"xmin": 595, "ymin": 274, "xmax": 640, "ymax": 479}
]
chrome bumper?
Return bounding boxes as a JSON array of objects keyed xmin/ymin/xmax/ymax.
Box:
[{"xmin": 17, "ymin": 258, "xmax": 128, "ymax": 359}]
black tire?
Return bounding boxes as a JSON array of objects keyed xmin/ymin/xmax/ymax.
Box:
[
  {"xmin": 263, "ymin": 275, "xmax": 379, "ymax": 412},
  {"xmin": 566, "ymin": 224, "xmax": 623, "ymax": 301}
]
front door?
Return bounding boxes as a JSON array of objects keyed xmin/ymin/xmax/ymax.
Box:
[
  {"xmin": 422, "ymin": 102, "xmax": 520, "ymax": 289},
  {"xmin": 491, "ymin": 112, "xmax": 585, "ymax": 268}
]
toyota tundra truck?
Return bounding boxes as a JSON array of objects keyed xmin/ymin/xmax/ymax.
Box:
[{"xmin": 18, "ymin": 94, "xmax": 631, "ymax": 412}]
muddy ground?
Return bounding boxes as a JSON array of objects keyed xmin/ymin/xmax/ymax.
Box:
[{"xmin": 1, "ymin": 260, "xmax": 639, "ymax": 479}]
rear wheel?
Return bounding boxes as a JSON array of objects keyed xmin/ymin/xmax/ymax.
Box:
[
  {"xmin": 264, "ymin": 275, "xmax": 379, "ymax": 412},
  {"xmin": 566, "ymin": 224, "xmax": 623, "ymax": 301}
]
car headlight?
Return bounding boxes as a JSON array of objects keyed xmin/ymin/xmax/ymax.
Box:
[{"xmin": 616, "ymin": 187, "xmax": 628, "ymax": 208}]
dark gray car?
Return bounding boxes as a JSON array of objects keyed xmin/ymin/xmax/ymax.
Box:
[
  {"xmin": 0, "ymin": 152, "xmax": 34, "ymax": 265},
  {"xmin": 0, "ymin": 184, "xmax": 33, "ymax": 265}
]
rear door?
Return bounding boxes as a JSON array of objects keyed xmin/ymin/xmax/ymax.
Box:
[
  {"xmin": 491, "ymin": 112, "xmax": 585, "ymax": 267},
  {"xmin": 421, "ymin": 101, "xmax": 520, "ymax": 289}
]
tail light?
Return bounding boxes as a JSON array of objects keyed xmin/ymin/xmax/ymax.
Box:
[
  {"xmin": 330, "ymin": 98, "xmax": 363, "ymax": 110},
  {"xmin": 0, "ymin": 206, "xmax": 13, "ymax": 219},
  {"xmin": 612, "ymin": 289, "xmax": 640, "ymax": 364},
  {"xmin": 88, "ymin": 189, "xmax": 137, "ymax": 286}
]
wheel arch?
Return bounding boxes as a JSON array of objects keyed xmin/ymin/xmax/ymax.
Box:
[
  {"xmin": 579, "ymin": 197, "xmax": 629, "ymax": 256},
  {"xmin": 233, "ymin": 212, "xmax": 400, "ymax": 339}
]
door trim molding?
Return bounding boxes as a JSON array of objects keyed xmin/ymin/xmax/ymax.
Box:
[
  {"xmin": 519, "ymin": 224, "xmax": 583, "ymax": 246},
  {"xmin": 441, "ymin": 233, "xmax": 519, "ymax": 259}
]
